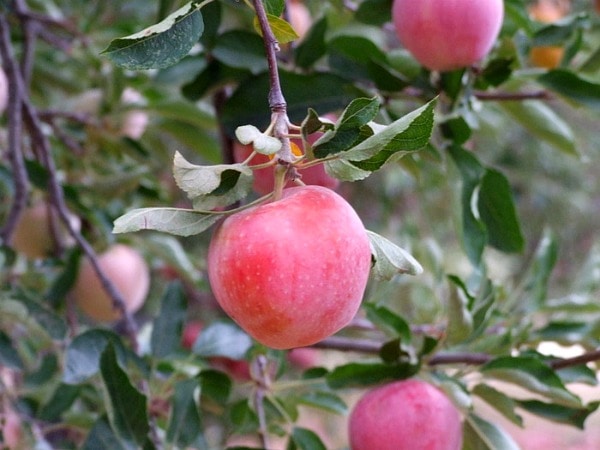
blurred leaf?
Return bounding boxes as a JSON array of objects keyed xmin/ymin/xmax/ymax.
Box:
[
  {"xmin": 532, "ymin": 13, "xmax": 589, "ymax": 47},
  {"xmin": 500, "ymin": 100, "xmax": 577, "ymax": 156},
  {"xmin": 143, "ymin": 234, "xmax": 200, "ymax": 283},
  {"xmin": 354, "ymin": 0, "xmax": 393, "ymax": 25},
  {"xmin": 38, "ymin": 383, "xmax": 81, "ymax": 422},
  {"xmin": 200, "ymin": 369, "xmax": 232, "ymax": 405},
  {"xmin": 478, "ymin": 168, "xmax": 524, "ymax": 254},
  {"xmin": 441, "ymin": 116, "xmax": 472, "ymax": 145},
  {"xmin": 367, "ymin": 230, "xmax": 423, "ymax": 280},
  {"xmin": 173, "ymin": 152, "xmax": 253, "ymax": 210},
  {"xmin": 167, "ymin": 377, "xmax": 204, "ymax": 447},
  {"xmin": 17, "ymin": 291, "xmax": 68, "ymax": 340},
  {"xmin": 0, "ymin": 331, "xmax": 23, "ymax": 369},
  {"xmin": 463, "ymin": 413, "xmax": 521, "ymax": 450},
  {"xmin": 472, "ymin": 384, "xmax": 523, "ymax": 426},
  {"xmin": 182, "ymin": 59, "xmax": 251, "ymax": 102},
  {"xmin": 481, "ymin": 356, "xmax": 581, "ymax": 407},
  {"xmin": 100, "ymin": 344, "xmax": 149, "ymax": 446},
  {"xmin": 102, "ymin": 2, "xmax": 204, "ymax": 70},
  {"xmin": 522, "ymin": 229, "xmax": 558, "ymax": 309},
  {"xmin": 113, "ymin": 207, "xmax": 221, "ymax": 237},
  {"xmin": 264, "ymin": 0, "xmax": 285, "ymax": 16},
  {"xmin": 477, "ymin": 57, "xmax": 514, "ymax": 89},
  {"xmin": 151, "ymin": 281, "xmax": 187, "ymax": 359},
  {"xmin": 45, "ymin": 248, "xmax": 80, "ymax": 308},
  {"xmin": 446, "ymin": 275, "xmax": 474, "ymax": 344},
  {"xmin": 63, "ymin": 329, "xmax": 132, "ymax": 384},
  {"xmin": 254, "ymin": 14, "xmax": 299, "ymax": 44},
  {"xmin": 363, "ymin": 303, "xmax": 411, "ymax": 341},
  {"xmin": 535, "ymin": 321, "xmax": 593, "ymax": 344},
  {"xmin": 228, "ymin": 399, "xmax": 259, "ymax": 434},
  {"xmin": 192, "ymin": 321, "xmax": 253, "ymax": 360},
  {"xmin": 286, "ymin": 427, "xmax": 326, "ymax": 450},
  {"xmin": 538, "ymin": 70, "xmax": 600, "ymax": 111},
  {"xmin": 212, "ymin": 30, "xmax": 269, "ymax": 74},
  {"xmin": 326, "ymin": 362, "xmax": 416, "ymax": 389},
  {"xmin": 297, "ymin": 391, "xmax": 347, "ymax": 415},
  {"xmin": 517, "ymin": 399, "xmax": 599, "ymax": 429},
  {"xmin": 82, "ymin": 415, "xmax": 130, "ymax": 450},
  {"xmin": 295, "ymin": 16, "xmax": 327, "ymax": 68}
]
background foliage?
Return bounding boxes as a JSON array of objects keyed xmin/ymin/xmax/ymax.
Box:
[{"xmin": 2, "ymin": 0, "xmax": 600, "ymax": 448}]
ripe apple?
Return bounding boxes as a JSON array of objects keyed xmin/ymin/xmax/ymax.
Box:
[
  {"xmin": 9, "ymin": 203, "xmax": 81, "ymax": 259},
  {"xmin": 207, "ymin": 185, "xmax": 371, "ymax": 349},
  {"xmin": 288, "ymin": 0, "xmax": 312, "ymax": 40},
  {"xmin": 120, "ymin": 88, "xmax": 148, "ymax": 140},
  {"xmin": 71, "ymin": 244, "xmax": 150, "ymax": 322},
  {"xmin": 233, "ymin": 125, "xmax": 340, "ymax": 196},
  {"xmin": 528, "ymin": 0, "xmax": 568, "ymax": 69},
  {"xmin": 0, "ymin": 66, "xmax": 8, "ymax": 114},
  {"xmin": 349, "ymin": 379, "xmax": 463, "ymax": 450},
  {"xmin": 392, "ymin": 0, "xmax": 504, "ymax": 72}
]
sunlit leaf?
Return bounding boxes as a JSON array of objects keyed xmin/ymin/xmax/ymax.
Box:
[
  {"xmin": 367, "ymin": 230, "xmax": 423, "ymax": 280},
  {"xmin": 463, "ymin": 413, "xmax": 521, "ymax": 450},
  {"xmin": 113, "ymin": 207, "xmax": 221, "ymax": 237},
  {"xmin": 192, "ymin": 321, "xmax": 253, "ymax": 360},
  {"xmin": 253, "ymin": 14, "xmax": 299, "ymax": 44}
]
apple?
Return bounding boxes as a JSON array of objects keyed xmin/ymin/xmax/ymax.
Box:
[
  {"xmin": 120, "ymin": 88, "xmax": 148, "ymax": 140},
  {"xmin": 288, "ymin": 0, "xmax": 312, "ymax": 40},
  {"xmin": 9, "ymin": 203, "xmax": 81, "ymax": 259},
  {"xmin": 207, "ymin": 185, "xmax": 371, "ymax": 350},
  {"xmin": 71, "ymin": 244, "xmax": 150, "ymax": 322},
  {"xmin": 529, "ymin": 0, "xmax": 567, "ymax": 69},
  {"xmin": 392, "ymin": 0, "xmax": 504, "ymax": 72},
  {"xmin": 233, "ymin": 124, "xmax": 340, "ymax": 196},
  {"xmin": 288, "ymin": 347, "xmax": 319, "ymax": 369},
  {"xmin": 348, "ymin": 379, "xmax": 463, "ymax": 450},
  {"xmin": 0, "ymin": 66, "xmax": 8, "ymax": 114}
]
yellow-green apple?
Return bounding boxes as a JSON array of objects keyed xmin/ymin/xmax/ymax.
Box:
[
  {"xmin": 9, "ymin": 203, "xmax": 80, "ymax": 259},
  {"xmin": 233, "ymin": 127, "xmax": 340, "ymax": 196},
  {"xmin": 349, "ymin": 379, "xmax": 463, "ymax": 450},
  {"xmin": 71, "ymin": 244, "xmax": 150, "ymax": 322},
  {"xmin": 392, "ymin": 0, "xmax": 504, "ymax": 72},
  {"xmin": 207, "ymin": 185, "xmax": 371, "ymax": 349},
  {"xmin": 529, "ymin": 0, "xmax": 568, "ymax": 69}
]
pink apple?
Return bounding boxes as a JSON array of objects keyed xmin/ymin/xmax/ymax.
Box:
[
  {"xmin": 233, "ymin": 128, "xmax": 340, "ymax": 196},
  {"xmin": 349, "ymin": 379, "xmax": 463, "ymax": 450},
  {"xmin": 71, "ymin": 244, "xmax": 150, "ymax": 322},
  {"xmin": 207, "ymin": 185, "xmax": 371, "ymax": 349},
  {"xmin": 392, "ymin": 0, "xmax": 504, "ymax": 72}
]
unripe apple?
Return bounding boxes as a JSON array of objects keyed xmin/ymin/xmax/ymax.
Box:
[
  {"xmin": 529, "ymin": 0, "xmax": 568, "ymax": 69},
  {"xmin": 233, "ymin": 125, "xmax": 340, "ymax": 196},
  {"xmin": 9, "ymin": 203, "xmax": 81, "ymax": 259},
  {"xmin": 208, "ymin": 186, "xmax": 371, "ymax": 349},
  {"xmin": 349, "ymin": 379, "xmax": 463, "ymax": 450},
  {"xmin": 392, "ymin": 0, "xmax": 504, "ymax": 72},
  {"xmin": 71, "ymin": 244, "xmax": 150, "ymax": 322},
  {"xmin": 0, "ymin": 66, "xmax": 8, "ymax": 114}
]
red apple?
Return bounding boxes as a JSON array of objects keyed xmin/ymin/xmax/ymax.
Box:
[
  {"xmin": 71, "ymin": 244, "xmax": 150, "ymax": 322},
  {"xmin": 392, "ymin": 0, "xmax": 504, "ymax": 72},
  {"xmin": 349, "ymin": 379, "xmax": 463, "ymax": 450},
  {"xmin": 233, "ymin": 127, "xmax": 340, "ymax": 196},
  {"xmin": 207, "ymin": 185, "xmax": 371, "ymax": 349},
  {"xmin": 288, "ymin": 347, "xmax": 319, "ymax": 369}
]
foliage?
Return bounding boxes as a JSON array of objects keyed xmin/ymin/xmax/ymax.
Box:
[{"xmin": 1, "ymin": 0, "xmax": 600, "ymax": 449}]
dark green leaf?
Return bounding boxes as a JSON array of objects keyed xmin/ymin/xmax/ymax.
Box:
[
  {"xmin": 287, "ymin": 427, "xmax": 326, "ymax": 450},
  {"xmin": 151, "ymin": 281, "xmax": 187, "ymax": 358},
  {"xmin": 463, "ymin": 413, "xmax": 521, "ymax": 450},
  {"xmin": 228, "ymin": 399, "xmax": 259, "ymax": 434},
  {"xmin": 38, "ymin": 383, "xmax": 80, "ymax": 422},
  {"xmin": 0, "ymin": 331, "xmax": 22, "ymax": 369},
  {"xmin": 82, "ymin": 415, "xmax": 130, "ymax": 450},
  {"xmin": 45, "ymin": 248, "xmax": 80, "ymax": 308},
  {"xmin": 354, "ymin": 0, "xmax": 393, "ymax": 25},
  {"xmin": 297, "ymin": 391, "xmax": 347, "ymax": 415},
  {"xmin": 326, "ymin": 362, "xmax": 416, "ymax": 389},
  {"xmin": 167, "ymin": 377, "xmax": 204, "ymax": 446},
  {"xmin": 440, "ymin": 116, "xmax": 472, "ymax": 145},
  {"xmin": 212, "ymin": 30, "xmax": 269, "ymax": 74},
  {"xmin": 478, "ymin": 168, "xmax": 524, "ymax": 253},
  {"xmin": 265, "ymin": 0, "xmax": 285, "ymax": 16},
  {"xmin": 477, "ymin": 57, "xmax": 514, "ymax": 88},
  {"xmin": 538, "ymin": 69, "xmax": 600, "ymax": 112},
  {"xmin": 532, "ymin": 13, "xmax": 588, "ymax": 47},
  {"xmin": 182, "ymin": 59, "xmax": 251, "ymax": 101},
  {"xmin": 200, "ymin": 369, "xmax": 232, "ymax": 405},
  {"xmin": 102, "ymin": 2, "xmax": 204, "ymax": 70},
  {"xmin": 17, "ymin": 291, "xmax": 68, "ymax": 340},
  {"xmin": 192, "ymin": 321, "xmax": 253, "ymax": 360},
  {"xmin": 100, "ymin": 344, "xmax": 149, "ymax": 445},
  {"xmin": 517, "ymin": 399, "xmax": 599, "ymax": 429},
  {"xmin": 363, "ymin": 303, "xmax": 411, "ymax": 341},
  {"xmin": 295, "ymin": 16, "xmax": 327, "ymax": 68}
]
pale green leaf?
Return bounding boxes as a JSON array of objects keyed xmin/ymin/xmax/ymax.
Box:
[
  {"xmin": 464, "ymin": 413, "xmax": 521, "ymax": 450},
  {"xmin": 324, "ymin": 158, "xmax": 371, "ymax": 181},
  {"xmin": 113, "ymin": 207, "xmax": 220, "ymax": 237},
  {"xmin": 367, "ymin": 230, "xmax": 423, "ymax": 280},
  {"xmin": 254, "ymin": 14, "xmax": 300, "ymax": 44}
]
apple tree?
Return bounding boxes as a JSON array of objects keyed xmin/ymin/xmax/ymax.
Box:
[{"xmin": 1, "ymin": 0, "xmax": 600, "ymax": 448}]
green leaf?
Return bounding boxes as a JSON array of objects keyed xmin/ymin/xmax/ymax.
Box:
[
  {"xmin": 326, "ymin": 362, "xmax": 416, "ymax": 389},
  {"xmin": 82, "ymin": 415, "xmax": 130, "ymax": 450},
  {"xmin": 313, "ymin": 97, "xmax": 380, "ymax": 158},
  {"xmin": 102, "ymin": 2, "xmax": 204, "ymax": 70},
  {"xmin": 113, "ymin": 207, "xmax": 221, "ymax": 237},
  {"xmin": 472, "ymin": 384, "xmax": 523, "ymax": 426},
  {"xmin": 63, "ymin": 329, "xmax": 134, "ymax": 384},
  {"xmin": 481, "ymin": 356, "xmax": 581, "ymax": 407},
  {"xmin": 167, "ymin": 377, "xmax": 204, "ymax": 447},
  {"xmin": 254, "ymin": 14, "xmax": 299, "ymax": 44},
  {"xmin": 354, "ymin": 0, "xmax": 393, "ymax": 25},
  {"xmin": 173, "ymin": 152, "xmax": 254, "ymax": 210},
  {"xmin": 212, "ymin": 30, "xmax": 269, "ymax": 74},
  {"xmin": 297, "ymin": 391, "xmax": 347, "ymax": 415},
  {"xmin": 0, "ymin": 331, "xmax": 23, "ymax": 369},
  {"xmin": 182, "ymin": 59, "xmax": 251, "ymax": 102},
  {"xmin": 295, "ymin": 16, "xmax": 327, "ymax": 68},
  {"xmin": 521, "ymin": 229, "xmax": 558, "ymax": 309},
  {"xmin": 264, "ymin": 0, "xmax": 285, "ymax": 16},
  {"xmin": 446, "ymin": 275, "xmax": 474, "ymax": 344},
  {"xmin": 143, "ymin": 234, "xmax": 201, "ymax": 283},
  {"xmin": 100, "ymin": 344, "xmax": 149, "ymax": 446},
  {"xmin": 363, "ymin": 303, "xmax": 411, "ymax": 342},
  {"xmin": 516, "ymin": 399, "xmax": 599, "ymax": 428},
  {"xmin": 463, "ymin": 413, "xmax": 521, "ymax": 450},
  {"xmin": 538, "ymin": 69, "xmax": 600, "ymax": 112},
  {"xmin": 367, "ymin": 230, "xmax": 423, "ymax": 280},
  {"xmin": 477, "ymin": 168, "xmax": 524, "ymax": 253},
  {"xmin": 192, "ymin": 321, "xmax": 253, "ymax": 360},
  {"xmin": 16, "ymin": 291, "xmax": 68, "ymax": 340},
  {"xmin": 151, "ymin": 281, "xmax": 187, "ymax": 359},
  {"xmin": 324, "ymin": 158, "xmax": 372, "ymax": 181},
  {"xmin": 287, "ymin": 427, "xmax": 326, "ymax": 450},
  {"xmin": 499, "ymin": 100, "xmax": 577, "ymax": 156},
  {"xmin": 200, "ymin": 369, "xmax": 232, "ymax": 405},
  {"xmin": 38, "ymin": 383, "xmax": 81, "ymax": 422}
]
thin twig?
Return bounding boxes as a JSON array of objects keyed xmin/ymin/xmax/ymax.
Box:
[
  {"xmin": 474, "ymin": 90, "xmax": 553, "ymax": 101},
  {"xmin": 550, "ymin": 348, "xmax": 600, "ymax": 370},
  {"xmin": 251, "ymin": 354, "xmax": 271, "ymax": 450}
]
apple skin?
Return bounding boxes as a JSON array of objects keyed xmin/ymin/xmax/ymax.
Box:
[
  {"xmin": 207, "ymin": 185, "xmax": 371, "ymax": 349},
  {"xmin": 349, "ymin": 379, "xmax": 463, "ymax": 450},
  {"xmin": 9, "ymin": 203, "xmax": 80, "ymax": 259},
  {"xmin": 71, "ymin": 244, "xmax": 150, "ymax": 322},
  {"xmin": 528, "ymin": 0, "xmax": 566, "ymax": 69},
  {"xmin": 392, "ymin": 0, "xmax": 504, "ymax": 72},
  {"xmin": 233, "ymin": 128, "xmax": 340, "ymax": 196},
  {"xmin": 288, "ymin": 0, "xmax": 312, "ymax": 40}
]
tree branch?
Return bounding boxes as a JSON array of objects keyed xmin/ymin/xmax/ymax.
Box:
[
  {"xmin": 251, "ymin": 354, "xmax": 271, "ymax": 450},
  {"xmin": 474, "ymin": 90, "xmax": 553, "ymax": 101}
]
